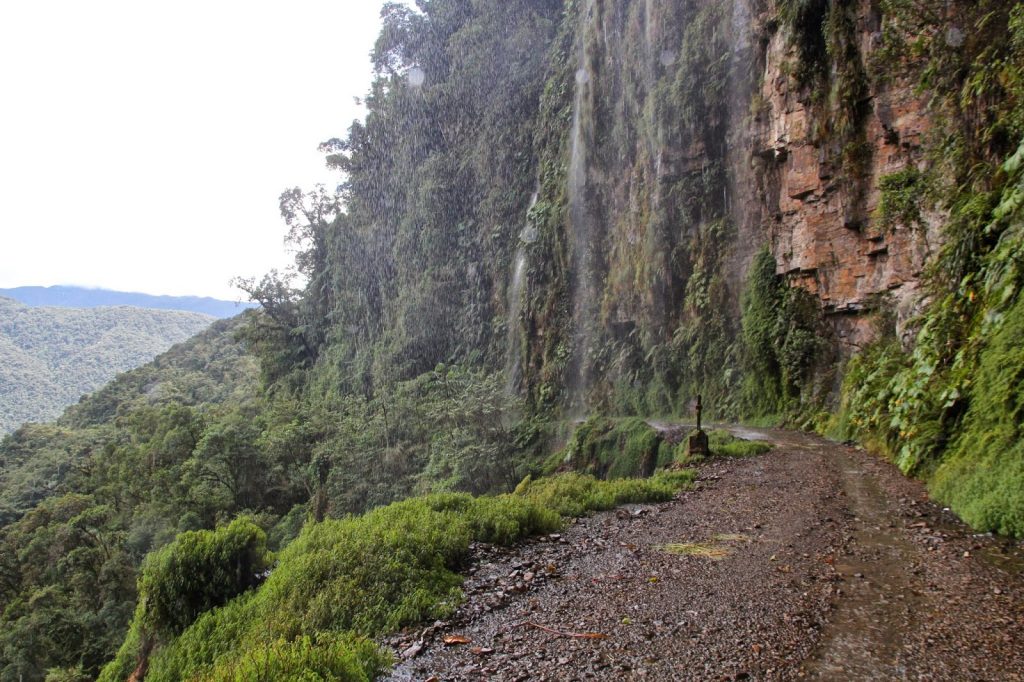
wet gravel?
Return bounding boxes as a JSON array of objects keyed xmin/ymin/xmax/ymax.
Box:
[{"xmin": 382, "ymin": 429, "xmax": 1024, "ymax": 681}]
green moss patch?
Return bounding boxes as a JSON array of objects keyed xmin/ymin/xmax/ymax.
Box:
[
  {"xmin": 708, "ymin": 430, "xmax": 774, "ymax": 458},
  {"xmin": 515, "ymin": 470, "xmax": 694, "ymax": 518},
  {"xmin": 930, "ymin": 294, "xmax": 1024, "ymax": 537},
  {"xmin": 555, "ymin": 417, "xmax": 664, "ymax": 479},
  {"xmin": 197, "ymin": 633, "xmax": 390, "ymax": 682}
]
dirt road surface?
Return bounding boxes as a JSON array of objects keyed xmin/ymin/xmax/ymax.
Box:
[{"xmin": 384, "ymin": 429, "xmax": 1024, "ymax": 681}]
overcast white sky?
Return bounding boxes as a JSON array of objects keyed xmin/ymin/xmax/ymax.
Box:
[{"xmin": 0, "ymin": 1, "xmax": 389, "ymax": 300}]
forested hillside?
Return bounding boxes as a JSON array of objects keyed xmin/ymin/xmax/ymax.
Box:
[
  {"xmin": 0, "ymin": 298, "xmax": 214, "ymax": 432},
  {"xmin": 0, "ymin": 316, "xmax": 260, "ymax": 676},
  {"xmin": 2, "ymin": 0, "xmax": 1023, "ymax": 679}
]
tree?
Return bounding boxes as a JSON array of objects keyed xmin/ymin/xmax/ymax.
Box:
[
  {"xmin": 278, "ymin": 185, "xmax": 340, "ymax": 279},
  {"xmin": 233, "ymin": 273, "xmax": 318, "ymax": 385}
]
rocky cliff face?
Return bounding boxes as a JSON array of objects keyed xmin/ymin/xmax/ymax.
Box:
[
  {"xmin": 750, "ymin": 0, "xmax": 941, "ymax": 353},
  {"xmin": 518, "ymin": 0, "xmax": 950, "ymax": 412}
]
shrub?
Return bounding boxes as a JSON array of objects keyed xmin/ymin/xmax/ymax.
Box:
[
  {"xmin": 140, "ymin": 517, "xmax": 272, "ymax": 637},
  {"xmin": 877, "ymin": 168, "xmax": 928, "ymax": 231},
  {"xmin": 462, "ymin": 495, "xmax": 562, "ymax": 545},
  {"xmin": 514, "ymin": 470, "xmax": 693, "ymax": 518},
  {"xmin": 930, "ymin": 294, "xmax": 1024, "ymax": 537},
  {"xmin": 197, "ymin": 633, "xmax": 390, "ymax": 682}
]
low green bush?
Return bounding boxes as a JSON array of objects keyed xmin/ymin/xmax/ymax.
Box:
[
  {"xmin": 650, "ymin": 469, "xmax": 698, "ymax": 489},
  {"xmin": 514, "ymin": 470, "xmax": 693, "ymax": 518},
  {"xmin": 139, "ymin": 517, "xmax": 272, "ymax": 638},
  {"xmin": 101, "ymin": 472, "xmax": 693, "ymax": 681},
  {"xmin": 707, "ymin": 430, "xmax": 774, "ymax": 457},
  {"xmin": 460, "ymin": 495, "xmax": 562, "ymax": 544},
  {"xmin": 197, "ymin": 633, "xmax": 390, "ymax": 682}
]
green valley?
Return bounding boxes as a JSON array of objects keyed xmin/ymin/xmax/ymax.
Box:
[{"xmin": 0, "ymin": 298, "xmax": 215, "ymax": 433}]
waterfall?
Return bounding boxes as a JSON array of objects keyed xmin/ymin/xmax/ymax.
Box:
[
  {"xmin": 505, "ymin": 191, "xmax": 538, "ymax": 395},
  {"xmin": 727, "ymin": 0, "xmax": 752, "ymax": 223},
  {"xmin": 645, "ymin": 0, "xmax": 655, "ymax": 63},
  {"xmin": 730, "ymin": 0, "xmax": 752, "ymax": 56},
  {"xmin": 566, "ymin": 0, "xmax": 597, "ymax": 417}
]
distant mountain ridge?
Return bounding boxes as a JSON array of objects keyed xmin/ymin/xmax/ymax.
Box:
[
  {"xmin": 0, "ymin": 297, "xmax": 216, "ymax": 433},
  {"xmin": 0, "ymin": 285, "xmax": 254, "ymax": 319}
]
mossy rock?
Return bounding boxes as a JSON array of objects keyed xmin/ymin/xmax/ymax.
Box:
[{"xmin": 557, "ymin": 417, "xmax": 664, "ymax": 480}]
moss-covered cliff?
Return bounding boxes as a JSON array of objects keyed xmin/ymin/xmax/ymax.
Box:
[{"xmin": 513, "ymin": 0, "xmax": 1024, "ymax": 533}]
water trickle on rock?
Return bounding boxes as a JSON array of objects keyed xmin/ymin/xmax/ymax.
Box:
[
  {"xmin": 505, "ymin": 191, "xmax": 538, "ymax": 395},
  {"xmin": 566, "ymin": 0, "xmax": 598, "ymax": 418}
]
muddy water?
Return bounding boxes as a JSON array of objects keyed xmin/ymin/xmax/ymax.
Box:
[
  {"xmin": 703, "ymin": 427, "xmax": 923, "ymax": 677},
  {"xmin": 736, "ymin": 428, "xmax": 1024, "ymax": 679},
  {"xmin": 926, "ymin": 508, "xmax": 1024, "ymax": 577},
  {"xmin": 802, "ymin": 448, "xmax": 923, "ymax": 679}
]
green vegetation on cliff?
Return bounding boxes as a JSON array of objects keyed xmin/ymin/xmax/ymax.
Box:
[
  {"xmin": 931, "ymin": 292, "xmax": 1024, "ymax": 536},
  {"xmin": 830, "ymin": 1, "xmax": 1024, "ymax": 536},
  {"xmin": 521, "ymin": 1, "xmax": 753, "ymax": 417},
  {"xmin": 740, "ymin": 249, "xmax": 828, "ymax": 421},
  {"xmin": 99, "ymin": 474, "xmax": 690, "ymax": 682},
  {"xmin": 555, "ymin": 417, "xmax": 665, "ymax": 479},
  {"xmin": 835, "ymin": 131, "xmax": 1024, "ymax": 537}
]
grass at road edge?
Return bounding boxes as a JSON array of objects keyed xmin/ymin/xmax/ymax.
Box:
[{"xmin": 99, "ymin": 469, "xmax": 695, "ymax": 681}]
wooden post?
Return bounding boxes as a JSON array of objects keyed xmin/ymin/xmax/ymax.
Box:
[{"xmin": 687, "ymin": 394, "xmax": 709, "ymax": 458}]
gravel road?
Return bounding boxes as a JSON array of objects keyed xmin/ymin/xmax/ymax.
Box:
[{"xmin": 383, "ymin": 429, "xmax": 1024, "ymax": 681}]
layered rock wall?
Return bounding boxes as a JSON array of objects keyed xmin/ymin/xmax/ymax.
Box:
[{"xmin": 751, "ymin": 1, "xmax": 941, "ymax": 352}]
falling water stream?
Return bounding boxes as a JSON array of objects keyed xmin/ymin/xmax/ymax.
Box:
[
  {"xmin": 566, "ymin": 0, "xmax": 597, "ymax": 416},
  {"xmin": 505, "ymin": 192, "xmax": 538, "ymax": 395},
  {"xmin": 645, "ymin": 0, "xmax": 655, "ymax": 61}
]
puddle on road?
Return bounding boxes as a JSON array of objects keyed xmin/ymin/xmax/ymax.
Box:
[
  {"xmin": 802, "ymin": 449, "xmax": 923, "ymax": 679},
  {"xmin": 726, "ymin": 426, "xmax": 773, "ymax": 442}
]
